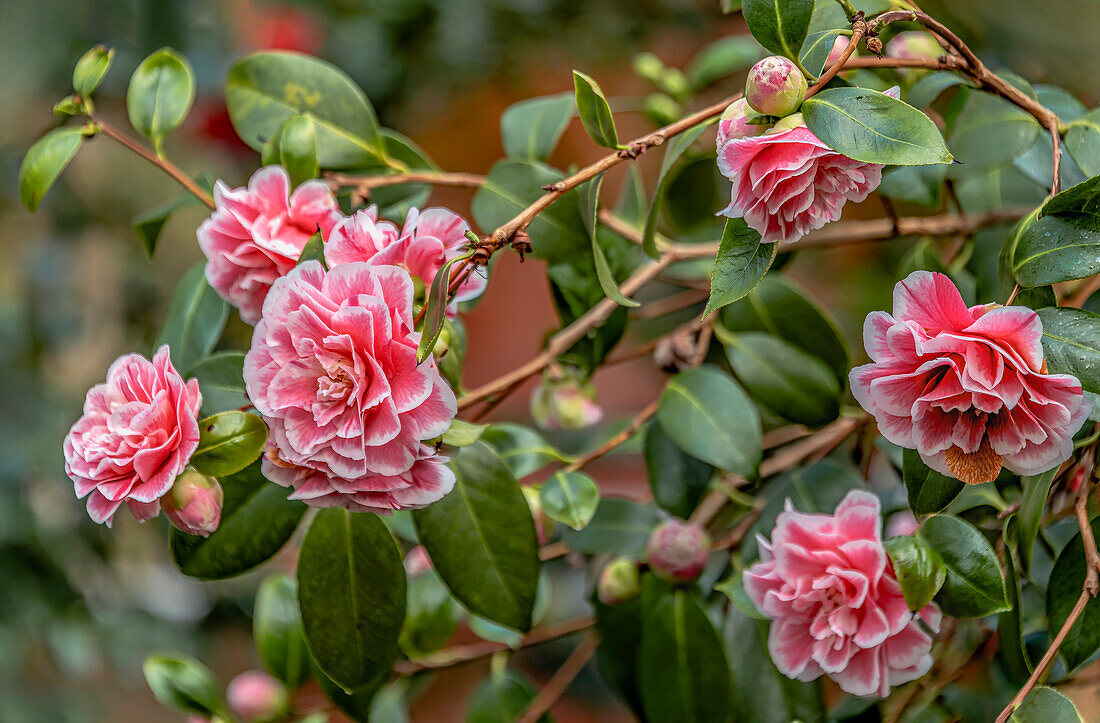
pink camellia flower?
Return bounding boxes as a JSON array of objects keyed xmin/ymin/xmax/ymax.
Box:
[
  {"xmin": 326, "ymin": 205, "xmax": 486, "ymax": 314},
  {"xmin": 851, "ymin": 271, "xmax": 1089, "ymax": 485},
  {"xmin": 161, "ymin": 469, "xmax": 224, "ymax": 538},
  {"xmin": 745, "ymin": 490, "xmax": 941, "ymax": 698},
  {"xmin": 717, "ymin": 88, "xmax": 899, "ymax": 244},
  {"xmin": 226, "ymin": 670, "xmax": 287, "ymax": 721},
  {"xmin": 243, "ymin": 261, "xmax": 457, "ymax": 513},
  {"xmin": 63, "ymin": 346, "xmax": 202, "ymax": 525},
  {"xmin": 197, "ymin": 165, "xmax": 344, "ymax": 324}
]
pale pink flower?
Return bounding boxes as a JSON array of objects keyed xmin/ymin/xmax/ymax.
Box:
[
  {"xmin": 717, "ymin": 88, "xmax": 899, "ymax": 244},
  {"xmin": 244, "ymin": 261, "xmax": 457, "ymax": 513},
  {"xmin": 226, "ymin": 670, "xmax": 287, "ymax": 721},
  {"xmin": 197, "ymin": 165, "xmax": 344, "ymax": 324},
  {"xmin": 851, "ymin": 272, "xmax": 1089, "ymax": 485},
  {"xmin": 745, "ymin": 490, "xmax": 941, "ymax": 698},
  {"xmin": 63, "ymin": 346, "xmax": 202, "ymax": 525},
  {"xmin": 885, "ymin": 511, "xmax": 919, "ymax": 538}
]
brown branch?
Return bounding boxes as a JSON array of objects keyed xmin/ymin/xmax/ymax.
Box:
[
  {"xmin": 560, "ymin": 398, "xmax": 660, "ymax": 474},
  {"xmin": 326, "ymin": 170, "xmax": 486, "ymax": 194},
  {"xmin": 805, "ymin": 19, "xmax": 866, "ymax": 100},
  {"xmin": 516, "ymin": 631, "xmax": 600, "ymax": 723}
]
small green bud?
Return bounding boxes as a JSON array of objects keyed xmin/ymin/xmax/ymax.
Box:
[
  {"xmin": 53, "ymin": 96, "xmax": 83, "ymax": 117},
  {"xmin": 632, "ymin": 52, "xmax": 666, "ymax": 85},
  {"xmin": 597, "ymin": 558, "xmax": 642, "ymax": 605},
  {"xmin": 73, "ymin": 45, "xmax": 114, "ymax": 98}
]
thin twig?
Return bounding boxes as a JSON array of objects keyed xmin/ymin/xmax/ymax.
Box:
[
  {"xmin": 516, "ymin": 631, "xmax": 600, "ymax": 723},
  {"xmin": 327, "ymin": 170, "xmax": 486, "ymax": 194},
  {"xmin": 560, "ymin": 398, "xmax": 660, "ymax": 473},
  {"xmin": 804, "ymin": 19, "xmax": 866, "ymax": 100}
]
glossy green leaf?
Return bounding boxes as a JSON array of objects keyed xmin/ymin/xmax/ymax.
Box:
[
  {"xmin": 226, "ymin": 51, "xmax": 391, "ymax": 169},
  {"xmin": 254, "ymin": 573, "xmax": 311, "ymax": 688},
  {"xmin": 800, "ymin": 28, "xmax": 843, "ymax": 78},
  {"xmin": 1065, "ymin": 108, "xmax": 1100, "ymax": 177},
  {"xmin": 481, "ymin": 423, "xmax": 573, "ymax": 478},
  {"xmin": 918, "ymin": 514, "xmax": 1008, "ymax": 618},
  {"xmin": 132, "ymin": 192, "xmax": 197, "ymax": 259},
  {"xmin": 170, "ymin": 461, "xmax": 306, "ymax": 579},
  {"xmin": 441, "ymin": 419, "xmax": 487, "ymax": 448},
  {"xmin": 1037, "ymin": 85, "xmax": 1086, "ymax": 123},
  {"xmin": 704, "ymin": 218, "xmax": 776, "ymax": 317},
  {"xmin": 565, "ymin": 497, "xmax": 661, "ymax": 555},
  {"xmin": 467, "ymin": 669, "xmax": 549, "ymax": 723},
  {"xmin": 715, "ymin": 572, "xmax": 766, "ymax": 619},
  {"xmin": 19, "ymin": 125, "xmax": 85, "ymax": 212},
  {"xmin": 687, "ymin": 36, "xmax": 763, "ymax": 89},
  {"xmin": 903, "ymin": 448, "xmax": 965, "ymax": 515},
  {"xmin": 189, "ymin": 352, "xmax": 248, "ymax": 416},
  {"xmin": 644, "ymin": 422, "xmax": 713, "ymax": 519},
  {"xmin": 723, "ymin": 332, "xmax": 840, "ymax": 426},
  {"xmin": 581, "ymin": 174, "xmax": 638, "ymax": 307},
  {"xmin": 1009, "ymin": 686, "xmax": 1083, "ymax": 722},
  {"xmin": 573, "ymin": 70, "xmax": 620, "ymax": 149},
  {"xmin": 999, "ymin": 520, "xmax": 1032, "ymax": 684},
  {"xmin": 278, "ymin": 114, "xmax": 319, "ymax": 187},
  {"xmin": 878, "ymin": 164, "xmax": 947, "ymax": 208},
  {"xmin": 73, "ymin": 45, "xmax": 114, "ymax": 97},
  {"xmin": 657, "ymin": 366, "xmax": 762, "ymax": 475},
  {"xmin": 143, "ymin": 653, "xmax": 225, "ymax": 717},
  {"xmin": 297, "ymin": 230, "xmax": 326, "ymax": 268},
  {"xmin": 155, "ymin": 264, "xmax": 229, "ymax": 374},
  {"xmin": 126, "ymin": 48, "xmax": 195, "ymax": 153},
  {"xmin": 742, "ymin": 0, "xmax": 814, "ymax": 63},
  {"xmin": 539, "ymin": 470, "xmax": 600, "ymax": 530},
  {"xmin": 1013, "ymin": 215, "xmax": 1100, "ymax": 286},
  {"xmin": 885, "ymin": 535, "xmax": 946, "ymax": 612},
  {"xmin": 190, "ymin": 411, "xmax": 268, "ymax": 477},
  {"xmin": 343, "ymin": 130, "xmax": 439, "ymax": 220},
  {"xmin": 1037, "ymin": 307, "xmax": 1100, "ymax": 394},
  {"xmin": 803, "ymin": 87, "xmax": 953, "ymax": 166},
  {"xmin": 417, "ymin": 250, "xmax": 475, "ymax": 363},
  {"xmin": 1017, "ymin": 467, "xmax": 1059, "ymax": 575},
  {"xmin": 313, "ymin": 665, "xmax": 383, "ymax": 721},
  {"xmin": 413, "ymin": 443, "xmax": 540, "ymax": 631},
  {"xmin": 642, "ymin": 121, "xmax": 713, "ymax": 258},
  {"xmin": 501, "ymin": 92, "xmax": 574, "ymax": 162},
  {"xmin": 906, "ymin": 71, "xmax": 975, "ymax": 109},
  {"xmin": 299, "ymin": 509, "xmax": 405, "ymax": 690},
  {"xmin": 1046, "ymin": 517, "xmax": 1100, "ymax": 672},
  {"xmin": 948, "ymin": 86, "xmax": 1040, "ymax": 177}
]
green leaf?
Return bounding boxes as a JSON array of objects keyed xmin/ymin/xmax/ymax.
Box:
[
  {"xmin": 1037, "ymin": 85, "xmax": 1086, "ymax": 123},
  {"xmin": 640, "ymin": 585, "xmax": 733, "ymax": 723},
  {"xmin": 417, "ymin": 251, "xmax": 474, "ymax": 363},
  {"xmin": 1009, "ymin": 687, "xmax": 1083, "ymax": 722},
  {"xmin": 314, "ymin": 665, "xmax": 383, "ymax": 721},
  {"xmin": 226, "ymin": 51, "xmax": 391, "ymax": 169},
  {"xmin": 799, "ymin": 28, "xmax": 843, "ymax": 78},
  {"xmin": 467, "ymin": 669, "xmax": 549, "ymax": 723},
  {"xmin": 903, "ymin": 448, "xmax": 965, "ymax": 515},
  {"xmin": 19, "ymin": 125, "xmax": 85, "ymax": 212},
  {"xmin": 441, "ymin": 419, "xmax": 488, "ymax": 447},
  {"xmin": 1013, "ymin": 176, "xmax": 1100, "ymax": 285},
  {"xmin": 356, "ymin": 130, "xmax": 439, "ymax": 219},
  {"xmin": 143, "ymin": 653, "xmax": 225, "ymax": 717},
  {"xmin": 73, "ymin": 45, "xmax": 114, "ymax": 97},
  {"xmin": 400, "ymin": 570, "xmax": 461, "ymax": 657},
  {"xmin": 742, "ymin": 0, "xmax": 814, "ymax": 63},
  {"xmin": 126, "ymin": 48, "xmax": 195, "ymax": 154},
  {"xmin": 132, "ymin": 192, "xmax": 197, "ymax": 259},
  {"xmin": 1046, "ymin": 517, "xmax": 1100, "ymax": 672},
  {"xmin": 878, "ymin": 164, "xmax": 947, "ymax": 208},
  {"xmin": 657, "ymin": 366, "xmax": 762, "ymax": 476},
  {"xmin": 299, "ymin": 509, "xmax": 406, "ymax": 690},
  {"xmin": 190, "ymin": 411, "xmax": 268, "ymax": 477},
  {"xmin": 704, "ymin": 219, "xmax": 776, "ymax": 316},
  {"xmin": 1017, "ymin": 466, "xmax": 1059, "ymax": 575},
  {"xmin": 715, "ymin": 571, "xmax": 766, "ymax": 619},
  {"xmin": 918, "ymin": 514, "xmax": 1008, "ymax": 618},
  {"xmin": 297, "ymin": 229, "xmax": 327, "ymax": 268},
  {"xmin": 687, "ymin": 36, "xmax": 763, "ymax": 89},
  {"xmin": 594, "ymin": 596, "xmax": 645, "ymax": 716},
  {"xmin": 412, "ymin": 443, "xmax": 540, "ymax": 631},
  {"xmin": 723, "ymin": 332, "xmax": 840, "ymax": 426},
  {"xmin": 501, "ymin": 92, "xmax": 574, "ymax": 162},
  {"xmin": 170, "ymin": 461, "xmax": 306, "ymax": 579},
  {"xmin": 999, "ymin": 520, "xmax": 1032, "ymax": 684},
  {"xmin": 642, "ymin": 121, "xmax": 714, "ymax": 258},
  {"xmin": 278, "ymin": 114, "xmax": 320, "ymax": 188},
  {"xmin": 644, "ymin": 422, "xmax": 714, "ymax": 519},
  {"xmin": 948, "ymin": 86, "xmax": 1041, "ymax": 177},
  {"xmin": 803, "ymin": 87, "xmax": 953, "ymax": 166},
  {"xmin": 155, "ymin": 264, "xmax": 229, "ymax": 374},
  {"xmin": 188, "ymin": 352, "xmax": 248, "ymax": 416},
  {"xmin": 581, "ymin": 174, "xmax": 638, "ymax": 307},
  {"xmin": 254, "ymin": 573, "xmax": 311, "ymax": 688},
  {"xmin": 573, "ymin": 70, "xmax": 620, "ymax": 149},
  {"xmin": 1065, "ymin": 109, "xmax": 1100, "ymax": 177},
  {"xmin": 1037, "ymin": 307, "xmax": 1100, "ymax": 394},
  {"xmin": 885, "ymin": 535, "xmax": 946, "ymax": 612},
  {"xmin": 906, "ymin": 71, "xmax": 975, "ymax": 110},
  {"xmin": 481, "ymin": 423, "xmax": 573, "ymax": 478},
  {"xmin": 564, "ymin": 497, "xmax": 661, "ymax": 555},
  {"xmin": 539, "ymin": 470, "xmax": 600, "ymax": 530}
]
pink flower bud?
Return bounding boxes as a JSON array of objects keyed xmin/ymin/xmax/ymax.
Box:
[
  {"xmin": 226, "ymin": 670, "xmax": 287, "ymax": 721},
  {"xmin": 744, "ymin": 56, "xmax": 807, "ymax": 117},
  {"xmin": 404, "ymin": 545, "xmax": 433, "ymax": 577},
  {"xmin": 885, "ymin": 511, "xmax": 919, "ymax": 538},
  {"xmin": 530, "ymin": 374, "xmax": 602, "ymax": 431},
  {"xmin": 826, "ymin": 36, "xmax": 850, "ymax": 67},
  {"xmin": 162, "ymin": 469, "xmax": 223, "ymax": 538},
  {"xmin": 597, "ymin": 557, "xmax": 642, "ymax": 604},
  {"xmin": 646, "ymin": 520, "xmax": 710, "ymax": 584},
  {"xmin": 715, "ymin": 98, "xmax": 765, "ymax": 148},
  {"xmin": 886, "ymin": 31, "xmax": 942, "ymax": 62}
]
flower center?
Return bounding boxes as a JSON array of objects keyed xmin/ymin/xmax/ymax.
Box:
[
  {"xmin": 317, "ymin": 366, "xmax": 353, "ymax": 401},
  {"xmin": 945, "ymin": 436, "xmax": 1002, "ymax": 485}
]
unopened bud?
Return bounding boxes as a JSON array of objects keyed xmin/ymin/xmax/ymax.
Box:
[
  {"xmin": 745, "ymin": 56, "xmax": 807, "ymax": 117},
  {"xmin": 404, "ymin": 545, "xmax": 433, "ymax": 577},
  {"xmin": 53, "ymin": 95, "xmax": 83, "ymax": 117},
  {"xmin": 598, "ymin": 557, "xmax": 642, "ymax": 604},
  {"xmin": 72, "ymin": 45, "xmax": 114, "ymax": 97},
  {"xmin": 226, "ymin": 670, "xmax": 287, "ymax": 722},
  {"xmin": 886, "ymin": 31, "xmax": 942, "ymax": 77},
  {"xmin": 162, "ymin": 469, "xmax": 223, "ymax": 538},
  {"xmin": 530, "ymin": 374, "xmax": 602, "ymax": 431},
  {"xmin": 646, "ymin": 520, "xmax": 710, "ymax": 584},
  {"xmin": 716, "ymin": 98, "xmax": 766, "ymax": 148},
  {"xmin": 826, "ymin": 36, "xmax": 850, "ymax": 67}
]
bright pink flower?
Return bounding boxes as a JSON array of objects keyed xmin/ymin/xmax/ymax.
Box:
[
  {"xmin": 243, "ymin": 261, "xmax": 457, "ymax": 513},
  {"xmin": 326, "ymin": 206, "xmax": 485, "ymax": 315},
  {"xmin": 851, "ymin": 272, "xmax": 1089, "ymax": 485},
  {"xmin": 745, "ymin": 490, "xmax": 941, "ymax": 698},
  {"xmin": 717, "ymin": 89, "xmax": 899, "ymax": 244},
  {"xmin": 197, "ymin": 166, "xmax": 343, "ymax": 324},
  {"xmin": 63, "ymin": 346, "xmax": 202, "ymax": 525}
]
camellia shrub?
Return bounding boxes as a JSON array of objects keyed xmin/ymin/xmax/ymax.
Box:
[{"xmin": 22, "ymin": 0, "xmax": 1100, "ymax": 720}]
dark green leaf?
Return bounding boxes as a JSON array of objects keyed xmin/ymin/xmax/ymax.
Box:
[
  {"xmin": 644, "ymin": 422, "xmax": 714, "ymax": 519},
  {"xmin": 191, "ymin": 411, "xmax": 268, "ymax": 477},
  {"xmin": 906, "ymin": 71, "xmax": 975, "ymax": 110},
  {"xmin": 687, "ymin": 36, "xmax": 764, "ymax": 89},
  {"xmin": 126, "ymin": 48, "xmax": 195, "ymax": 154},
  {"xmin": 1065, "ymin": 109, "xmax": 1100, "ymax": 177},
  {"xmin": 581, "ymin": 174, "xmax": 638, "ymax": 307},
  {"xmin": 642, "ymin": 121, "xmax": 713, "ymax": 258},
  {"xmin": 350, "ymin": 130, "xmax": 439, "ymax": 219},
  {"xmin": 573, "ymin": 70, "xmax": 620, "ymax": 149},
  {"xmin": 1046, "ymin": 517, "xmax": 1100, "ymax": 672},
  {"xmin": 73, "ymin": 45, "xmax": 114, "ymax": 97},
  {"xmin": 919, "ymin": 514, "xmax": 1008, "ymax": 618},
  {"xmin": 417, "ymin": 251, "xmax": 475, "ymax": 363},
  {"xmin": 539, "ymin": 470, "xmax": 600, "ymax": 530},
  {"xmin": 1009, "ymin": 686, "xmax": 1083, "ymax": 722},
  {"xmin": 441, "ymin": 419, "xmax": 487, "ymax": 448},
  {"xmin": 704, "ymin": 218, "xmax": 776, "ymax": 316},
  {"xmin": 948, "ymin": 86, "xmax": 1040, "ymax": 177},
  {"xmin": 800, "ymin": 28, "xmax": 843, "ymax": 78},
  {"xmin": 467, "ymin": 669, "xmax": 549, "ymax": 723},
  {"xmin": 803, "ymin": 87, "xmax": 953, "ymax": 166},
  {"xmin": 904, "ymin": 448, "xmax": 965, "ymax": 515},
  {"xmin": 412, "ymin": 443, "xmax": 540, "ymax": 631},
  {"xmin": 19, "ymin": 125, "xmax": 85, "ymax": 212},
  {"xmin": 594, "ymin": 596, "xmax": 645, "ymax": 716},
  {"xmin": 885, "ymin": 535, "xmax": 946, "ymax": 611},
  {"xmin": 170, "ymin": 461, "xmax": 306, "ymax": 579},
  {"xmin": 254, "ymin": 573, "xmax": 311, "ymax": 688},
  {"xmin": 298, "ymin": 509, "xmax": 406, "ymax": 690},
  {"xmin": 132, "ymin": 193, "xmax": 197, "ymax": 259},
  {"xmin": 314, "ymin": 665, "xmax": 383, "ymax": 721},
  {"xmin": 501, "ymin": 92, "xmax": 574, "ymax": 162},
  {"xmin": 1013, "ymin": 215, "xmax": 1100, "ymax": 286},
  {"xmin": 564, "ymin": 497, "xmax": 660, "ymax": 555},
  {"xmin": 742, "ymin": 0, "xmax": 814, "ymax": 63},
  {"xmin": 400, "ymin": 570, "xmax": 461, "ymax": 657},
  {"xmin": 297, "ymin": 230, "xmax": 327, "ymax": 268},
  {"xmin": 481, "ymin": 423, "xmax": 573, "ymax": 478},
  {"xmin": 156, "ymin": 264, "xmax": 229, "ymax": 374},
  {"xmin": 723, "ymin": 332, "xmax": 840, "ymax": 426},
  {"xmin": 1037, "ymin": 86, "xmax": 1086, "ymax": 123},
  {"xmin": 143, "ymin": 653, "xmax": 225, "ymax": 717},
  {"xmin": 999, "ymin": 520, "xmax": 1032, "ymax": 683},
  {"xmin": 188, "ymin": 352, "xmax": 248, "ymax": 416},
  {"xmin": 278, "ymin": 114, "xmax": 320, "ymax": 187},
  {"xmin": 657, "ymin": 366, "xmax": 762, "ymax": 475},
  {"xmin": 878, "ymin": 164, "xmax": 947, "ymax": 208},
  {"xmin": 1037, "ymin": 307, "xmax": 1100, "ymax": 394},
  {"xmin": 1017, "ymin": 467, "xmax": 1059, "ymax": 575}
]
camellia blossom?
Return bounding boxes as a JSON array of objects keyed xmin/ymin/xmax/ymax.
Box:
[
  {"xmin": 243, "ymin": 261, "xmax": 457, "ymax": 513},
  {"xmin": 851, "ymin": 271, "xmax": 1089, "ymax": 485},
  {"xmin": 63, "ymin": 346, "xmax": 203, "ymax": 525},
  {"xmin": 717, "ymin": 88, "xmax": 900, "ymax": 244},
  {"xmin": 326, "ymin": 205, "xmax": 486, "ymax": 314},
  {"xmin": 197, "ymin": 165, "xmax": 344, "ymax": 324},
  {"xmin": 744, "ymin": 490, "xmax": 941, "ymax": 698}
]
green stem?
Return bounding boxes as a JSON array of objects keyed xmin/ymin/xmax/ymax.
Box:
[{"xmin": 834, "ymin": 0, "xmax": 859, "ymax": 20}]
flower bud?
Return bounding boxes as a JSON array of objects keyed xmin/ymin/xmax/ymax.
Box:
[
  {"xmin": 764, "ymin": 111, "xmax": 805, "ymax": 135},
  {"xmin": 530, "ymin": 374, "xmax": 602, "ymax": 431},
  {"xmin": 162, "ymin": 469, "xmax": 223, "ymax": 538},
  {"xmin": 886, "ymin": 32, "xmax": 942, "ymax": 78},
  {"xmin": 597, "ymin": 557, "xmax": 642, "ymax": 604},
  {"xmin": 744, "ymin": 56, "xmax": 807, "ymax": 117},
  {"xmin": 826, "ymin": 36, "xmax": 850, "ymax": 67},
  {"xmin": 226, "ymin": 670, "xmax": 287, "ymax": 722},
  {"xmin": 404, "ymin": 545, "xmax": 433, "ymax": 577},
  {"xmin": 646, "ymin": 520, "xmax": 710, "ymax": 584},
  {"xmin": 885, "ymin": 511, "xmax": 919, "ymax": 538},
  {"xmin": 715, "ymin": 98, "xmax": 766, "ymax": 148}
]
